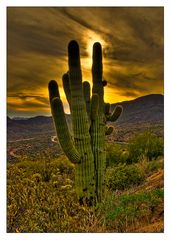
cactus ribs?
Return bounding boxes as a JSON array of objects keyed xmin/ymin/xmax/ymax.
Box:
[{"xmin": 48, "ymin": 40, "xmax": 122, "ymax": 205}]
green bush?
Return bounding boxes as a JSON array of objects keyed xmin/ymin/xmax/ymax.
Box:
[
  {"xmin": 127, "ymin": 131, "xmax": 164, "ymax": 164},
  {"xmin": 145, "ymin": 158, "xmax": 164, "ymax": 175},
  {"xmin": 105, "ymin": 163, "xmax": 145, "ymax": 191},
  {"xmin": 106, "ymin": 143, "xmax": 128, "ymax": 167},
  {"xmin": 51, "ymin": 155, "xmax": 75, "ymax": 174},
  {"xmin": 102, "ymin": 189, "xmax": 164, "ymax": 232}
]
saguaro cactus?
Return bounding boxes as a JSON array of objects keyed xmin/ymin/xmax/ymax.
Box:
[{"xmin": 48, "ymin": 40, "xmax": 122, "ymax": 204}]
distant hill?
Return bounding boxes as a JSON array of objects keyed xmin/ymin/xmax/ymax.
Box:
[
  {"xmin": 7, "ymin": 94, "xmax": 164, "ymax": 141},
  {"xmin": 111, "ymin": 94, "xmax": 164, "ymax": 124},
  {"xmin": 108, "ymin": 94, "xmax": 164, "ymax": 141}
]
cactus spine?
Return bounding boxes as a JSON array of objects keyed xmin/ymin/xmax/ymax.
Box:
[{"xmin": 48, "ymin": 40, "xmax": 122, "ymax": 204}]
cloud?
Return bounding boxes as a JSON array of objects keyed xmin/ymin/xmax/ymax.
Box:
[
  {"xmin": 8, "ymin": 93, "xmax": 49, "ymax": 105},
  {"xmin": 7, "ymin": 7, "xmax": 164, "ymax": 117}
]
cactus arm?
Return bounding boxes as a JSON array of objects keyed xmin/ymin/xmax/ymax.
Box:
[
  {"xmin": 83, "ymin": 81, "xmax": 91, "ymax": 117},
  {"xmin": 48, "ymin": 80, "xmax": 60, "ymax": 102},
  {"xmin": 92, "ymin": 42, "xmax": 104, "ymax": 111},
  {"xmin": 104, "ymin": 102, "xmax": 110, "ymax": 116},
  {"xmin": 68, "ymin": 40, "xmax": 83, "ymax": 97},
  {"xmin": 105, "ymin": 126, "xmax": 114, "ymax": 135},
  {"xmin": 68, "ymin": 40, "xmax": 91, "ymax": 141},
  {"xmin": 91, "ymin": 94, "xmax": 99, "ymax": 121},
  {"xmin": 48, "ymin": 80, "xmax": 80, "ymax": 163},
  {"xmin": 51, "ymin": 97, "xmax": 80, "ymax": 164},
  {"xmin": 62, "ymin": 73, "xmax": 71, "ymax": 108},
  {"xmin": 107, "ymin": 105, "xmax": 123, "ymax": 122}
]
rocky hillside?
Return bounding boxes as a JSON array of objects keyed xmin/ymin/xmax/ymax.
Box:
[{"xmin": 111, "ymin": 94, "xmax": 163, "ymax": 124}]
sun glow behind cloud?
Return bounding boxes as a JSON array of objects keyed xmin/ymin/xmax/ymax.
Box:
[
  {"xmin": 7, "ymin": 7, "xmax": 163, "ymax": 117},
  {"xmin": 86, "ymin": 30, "xmax": 107, "ymax": 58},
  {"xmin": 82, "ymin": 30, "xmax": 107, "ymax": 71},
  {"xmin": 81, "ymin": 30, "xmax": 114, "ymax": 103}
]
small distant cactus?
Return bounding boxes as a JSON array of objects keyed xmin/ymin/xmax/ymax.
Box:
[{"xmin": 48, "ymin": 40, "xmax": 122, "ymax": 204}]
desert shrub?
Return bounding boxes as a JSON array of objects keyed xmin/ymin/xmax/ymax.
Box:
[
  {"xmin": 105, "ymin": 163, "xmax": 145, "ymax": 191},
  {"xmin": 106, "ymin": 143, "xmax": 128, "ymax": 167},
  {"xmin": 145, "ymin": 158, "xmax": 164, "ymax": 175},
  {"xmin": 101, "ymin": 188, "xmax": 164, "ymax": 232},
  {"xmin": 7, "ymin": 155, "xmax": 164, "ymax": 233},
  {"xmin": 50, "ymin": 155, "xmax": 75, "ymax": 174},
  {"xmin": 127, "ymin": 131, "xmax": 164, "ymax": 164},
  {"xmin": 7, "ymin": 161, "xmax": 94, "ymax": 233},
  {"xmin": 15, "ymin": 155, "xmax": 75, "ymax": 182}
]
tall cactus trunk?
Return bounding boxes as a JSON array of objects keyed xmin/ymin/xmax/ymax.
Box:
[
  {"xmin": 48, "ymin": 40, "xmax": 122, "ymax": 205},
  {"xmin": 68, "ymin": 41, "xmax": 95, "ymax": 202},
  {"xmin": 91, "ymin": 43, "xmax": 106, "ymax": 202}
]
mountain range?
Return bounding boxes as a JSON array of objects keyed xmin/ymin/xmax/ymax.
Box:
[
  {"xmin": 110, "ymin": 94, "xmax": 163, "ymax": 124},
  {"xmin": 7, "ymin": 94, "xmax": 164, "ymax": 141}
]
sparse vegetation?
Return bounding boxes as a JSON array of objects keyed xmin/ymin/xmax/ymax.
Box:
[
  {"xmin": 99, "ymin": 188, "xmax": 164, "ymax": 232},
  {"xmin": 7, "ymin": 156, "xmax": 93, "ymax": 233},
  {"xmin": 106, "ymin": 143, "xmax": 127, "ymax": 167},
  {"xmin": 7, "ymin": 130, "xmax": 164, "ymax": 233},
  {"xmin": 127, "ymin": 131, "xmax": 164, "ymax": 163},
  {"xmin": 105, "ymin": 163, "xmax": 145, "ymax": 191},
  {"xmin": 106, "ymin": 131, "xmax": 163, "ymax": 167}
]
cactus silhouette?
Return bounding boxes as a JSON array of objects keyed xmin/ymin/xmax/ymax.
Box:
[{"xmin": 48, "ymin": 40, "xmax": 122, "ymax": 204}]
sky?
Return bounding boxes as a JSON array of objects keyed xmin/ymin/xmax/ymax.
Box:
[{"xmin": 7, "ymin": 7, "xmax": 164, "ymax": 118}]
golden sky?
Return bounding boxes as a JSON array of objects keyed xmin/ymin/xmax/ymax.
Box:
[{"xmin": 7, "ymin": 7, "xmax": 164, "ymax": 117}]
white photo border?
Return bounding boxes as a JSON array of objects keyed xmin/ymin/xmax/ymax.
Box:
[{"xmin": 1, "ymin": 0, "xmax": 170, "ymax": 240}]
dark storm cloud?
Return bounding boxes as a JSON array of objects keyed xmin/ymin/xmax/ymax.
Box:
[
  {"xmin": 106, "ymin": 62, "xmax": 163, "ymax": 98},
  {"xmin": 7, "ymin": 7, "xmax": 164, "ymax": 117},
  {"xmin": 8, "ymin": 101, "xmax": 48, "ymax": 110},
  {"xmin": 8, "ymin": 93, "xmax": 49, "ymax": 105},
  {"xmin": 60, "ymin": 8, "xmax": 95, "ymax": 32},
  {"xmin": 86, "ymin": 8, "xmax": 163, "ymax": 73},
  {"xmin": 107, "ymin": 72, "xmax": 152, "ymax": 98},
  {"xmin": 113, "ymin": 73, "xmax": 147, "ymax": 91},
  {"xmin": 8, "ymin": 8, "xmax": 69, "ymax": 57}
]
